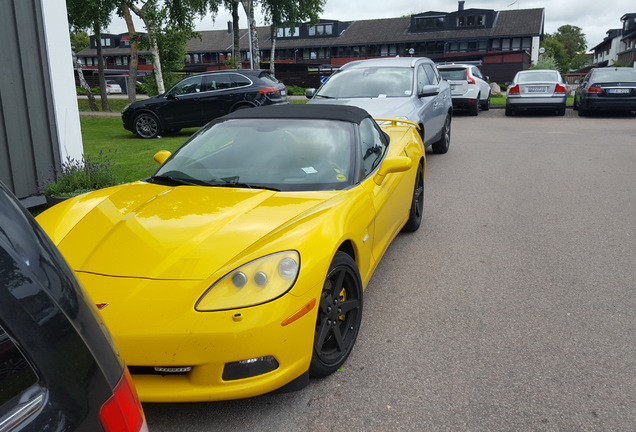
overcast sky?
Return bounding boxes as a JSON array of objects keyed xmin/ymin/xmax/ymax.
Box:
[{"xmin": 106, "ymin": 0, "xmax": 635, "ymax": 50}]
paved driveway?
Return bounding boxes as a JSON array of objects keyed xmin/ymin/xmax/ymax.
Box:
[{"xmin": 143, "ymin": 108, "xmax": 636, "ymax": 431}]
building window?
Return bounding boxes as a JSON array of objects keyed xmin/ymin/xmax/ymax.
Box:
[
  {"xmin": 100, "ymin": 38, "xmax": 111, "ymax": 47},
  {"xmin": 308, "ymin": 24, "xmax": 333, "ymax": 36},
  {"xmin": 501, "ymin": 38, "xmax": 511, "ymax": 50},
  {"xmin": 522, "ymin": 37, "xmax": 531, "ymax": 50},
  {"xmin": 457, "ymin": 14, "xmax": 486, "ymax": 27},
  {"xmin": 415, "ymin": 16, "xmax": 445, "ymax": 30},
  {"xmin": 512, "ymin": 38, "xmax": 521, "ymax": 50},
  {"xmin": 276, "ymin": 26, "xmax": 297, "ymax": 37}
]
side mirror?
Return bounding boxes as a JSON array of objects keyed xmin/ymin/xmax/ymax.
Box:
[
  {"xmin": 419, "ymin": 85, "xmax": 440, "ymax": 97},
  {"xmin": 373, "ymin": 156, "xmax": 412, "ymax": 185},
  {"xmin": 154, "ymin": 150, "xmax": 172, "ymax": 165},
  {"xmin": 166, "ymin": 93, "xmax": 177, "ymax": 100},
  {"xmin": 305, "ymin": 88, "xmax": 316, "ymax": 99}
]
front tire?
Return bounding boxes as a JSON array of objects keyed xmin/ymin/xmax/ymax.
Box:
[
  {"xmin": 402, "ymin": 163, "xmax": 424, "ymax": 233},
  {"xmin": 133, "ymin": 112, "xmax": 161, "ymax": 139},
  {"xmin": 309, "ymin": 252, "xmax": 363, "ymax": 378},
  {"xmin": 431, "ymin": 114, "xmax": 451, "ymax": 154}
]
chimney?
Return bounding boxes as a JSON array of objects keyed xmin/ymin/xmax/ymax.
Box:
[
  {"xmin": 458, "ymin": 1, "xmax": 465, "ymax": 11},
  {"xmin": 227, "ymin": 21, "xmax": 233, "ymax": 33}
]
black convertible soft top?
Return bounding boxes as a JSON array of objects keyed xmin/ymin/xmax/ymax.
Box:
[{"xmin": 219, "ymin": 103, "xmax": 371, "ymax": 124}]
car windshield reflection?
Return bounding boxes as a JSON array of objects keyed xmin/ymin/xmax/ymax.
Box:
[
  {"xmin": 153, "ymin": 119, "xmax": 355, "ymax": 192},
  {"xmin": 316, "ymin": 67, "xmax": 413, "ymax": 98}
]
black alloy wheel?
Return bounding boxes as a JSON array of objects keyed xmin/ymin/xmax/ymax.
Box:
[
  {"xmin": 402, "ymin": 163, "xmax": 424, "ymax": 233},
  {"xmin": 309, "ymin": 252, "xmax": 363, "ymax": 378},
  {"xmin": 133, "ymin": 112, "xmax": 160, "ymax": 139}
]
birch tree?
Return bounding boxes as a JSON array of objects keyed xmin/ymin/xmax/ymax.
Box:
[{"xmin": 261, "ymin": 0, "xmax": 325, "ymax": 75}]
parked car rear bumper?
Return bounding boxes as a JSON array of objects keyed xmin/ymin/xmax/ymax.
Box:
[
  {"xmin": 450, "ymin": 97, "xmax": 479, "ymax": 109},
  {"xmin": 507, "ymin": 96, "xmax": 566, "ymax": 110},
  {"xmin": 579, "ymin": 97, "xmax": 636, "ymax": 112}
]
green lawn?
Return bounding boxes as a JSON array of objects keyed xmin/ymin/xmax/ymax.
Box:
[{"xmin": 80, "ymin": 116, "xmax": 196, "ymax": 183}]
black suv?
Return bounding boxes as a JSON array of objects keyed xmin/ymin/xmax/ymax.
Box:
[
  {"xmin": 122, "ymin": 69, "xmax": 288, "ymax": 138},
  {"xmin": 0, "ymin": 182, "xmax": 148, "ymax": 431}
]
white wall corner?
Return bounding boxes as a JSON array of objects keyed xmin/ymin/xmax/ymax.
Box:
[{"xmin": 41, "ymin": 0, "xmax": 84, "ymax": 162}]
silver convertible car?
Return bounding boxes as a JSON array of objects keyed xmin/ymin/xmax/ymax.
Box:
[{"xmin": 305, "ymin": 57, "xmax": 453, "ymax": 154}]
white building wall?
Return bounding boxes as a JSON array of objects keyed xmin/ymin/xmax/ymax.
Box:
[{"xmin": 41, "ymin": 0, "xmax": 83, "ymax": 162}]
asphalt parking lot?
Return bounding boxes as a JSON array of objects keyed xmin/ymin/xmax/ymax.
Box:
[{"xmin": 143, "ymin": 108, "xmax": 636, "ymax": 431}]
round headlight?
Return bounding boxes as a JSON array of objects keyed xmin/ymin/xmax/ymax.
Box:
[
  {"xmin": 278, "ymin": 257, "xmax": 299, "ymax": 280},
  {"xmin": 232, "ymin": 272, "xmax": 247, "ymax": 288},
  {"xmin": 254, "ymin": 272, "xmax": 268, "ymax": 286}
]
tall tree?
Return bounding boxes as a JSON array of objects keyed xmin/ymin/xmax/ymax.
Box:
[
  {"xmin": 67, "ymin": 0, "xmax": 118, "ymax": 111},
  {"xmin": 240, "ymin": 0, "xmax": 259, "ymax": 68},
  {"xmin": 123, "ymin": 0, "xmax": 221, "ymax": 93},
  {"xmin": 121, "ymin": 4, "xmax": 140, "ymax": 103},
  {"xmin": 542, "ymin": 25, "xmax": 588, "ymax": 73},
  {"xmin": 261, "ymin": 0, "xmax": 325, "ymax": 75}
]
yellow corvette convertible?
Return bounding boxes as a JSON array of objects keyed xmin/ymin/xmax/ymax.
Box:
[{"xmin": 37, "ymin": 104, "xmax": 425, "ymax": 402}]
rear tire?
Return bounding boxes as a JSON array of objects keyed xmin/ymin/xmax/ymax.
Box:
[
  {"xmin": 557, "ymin": 107, "xmax": 566, "ymax": 116},
  {"xmin": 133, "ymin": 113, "xmax": 161, "ymax": 139},
  {"xmin": 505, "ymin": 106, "xmax": 514, "ymax": 117},
  {"xmin": 480, "ymin": 93, "xmax": 491, "ymax": 111},
  {"xmin": 469, "ymin": 98, "xmax": 479, "ymax": 116}
]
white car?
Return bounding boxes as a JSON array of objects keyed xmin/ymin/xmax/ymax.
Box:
[
  {"xmin": 438, "ymin": 64, "xmax": 491, "ymax": 115},
  {"xmin": 106, "ymin": 80, "xmax": 122, "ymax": 94}
]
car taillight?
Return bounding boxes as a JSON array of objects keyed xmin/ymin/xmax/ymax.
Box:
[
  {"xmin": 586, "ymin": 86, "xmax": 602, "ymax": 94},
  {"xmin": 508, "ymin": 85, "xmax": 520, "ymax": 94},
  {"xmin": 466, "ymin": 69, "xmax": 476, "ymax": 85},
  {"xmin": 554, "ymin": 83, "xmax": 567, "ymax": 94},
  {"xmin": 99, "ymin": 367, "xmax": 146, "ymax": 432},
  {"xmin": 259, "ymin": 86, "xmax": 280, "ymax": 95}
]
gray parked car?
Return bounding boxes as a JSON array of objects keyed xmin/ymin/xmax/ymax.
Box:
[
  {"xmin": 305, "ymin": 57, "xmax": 453, "ymax": 154},
  {"xmin": 505, "ymin": 69, "xmax": 567, "ymax": 116}
]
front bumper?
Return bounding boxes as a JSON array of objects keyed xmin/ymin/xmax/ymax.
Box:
[{"xmin": 77, "ymin": 272, "xmax": 320, "ymax": 402}]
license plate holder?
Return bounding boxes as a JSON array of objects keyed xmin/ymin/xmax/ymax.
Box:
[
  {"xmin": 607, "ymin": 88, "xmax": 630, "ymax": 94},
  {"xmin": 527, "ymin": 86, "xmax": 547, "ymax": 93}
]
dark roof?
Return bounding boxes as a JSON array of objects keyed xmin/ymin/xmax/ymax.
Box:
[
  {"xmin": 79, "ymin": 8, "xmax": 544, "ymax": 56},
  {"xmin": 189, "ymin": 8, "xmax": 544, "ymax": 52},
  {"xmin": 219, "ymin": 104, "xmax": 370, "ymax": 124}
]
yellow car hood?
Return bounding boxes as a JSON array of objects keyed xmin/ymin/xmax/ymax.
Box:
[{"xmin": 38, "ymin": 182, "xmax": 340, "ymax": 280}]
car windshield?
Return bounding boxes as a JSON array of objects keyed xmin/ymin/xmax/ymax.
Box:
[
  {"xmin": 439, "ymin": 68, "xmax": 466, "ymax": 80},
  {"xmin": 316, "ymin": 67, "xmax": 413, "ymax": 98},
  {"xmin": 153, "ymin": 119, "xmax": 355, "ymax": 192},
  {"xmin": 592, "ymin": 69, "xmax": 636, "ymax": 83},
  {"xmin": 516, "ymin": 71, "xmax": 560, "ymax": 83}
]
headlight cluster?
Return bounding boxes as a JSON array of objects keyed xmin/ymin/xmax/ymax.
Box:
[{"xmin": 196, "ymin": 251, "xmax": 300, "ymax": 311}]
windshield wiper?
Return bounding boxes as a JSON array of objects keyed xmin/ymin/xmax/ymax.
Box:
[
  {"xmin": 151, "ymin": 175, "xmax": 280, "ymax": 191},
  {"xmin": 150, "ymin": 175, "xmax": 222, "ymax": 187},
  {"xmin": 217, "ymin": 181, "xmax": 280, "ymax": 192},
  {"xmin": 315, "ymin": 94, "xmax": 335, "ymax": 99}
]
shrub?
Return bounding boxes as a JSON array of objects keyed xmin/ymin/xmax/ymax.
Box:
[
  {"xmin": 285, "ymin": 85, "xmax": 306, "ymax": 96},
  {"xmin": 42, "ymin": 152, "xmax": 118, "ymax": 197}
]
